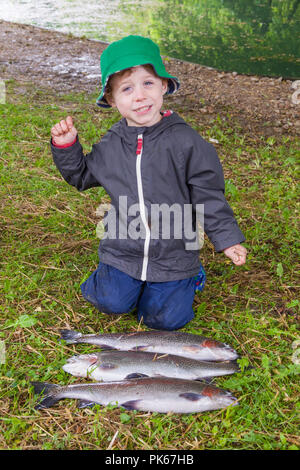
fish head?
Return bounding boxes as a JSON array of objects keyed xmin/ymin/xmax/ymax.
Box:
[
  {"xmin": 179, "ymin": 385, "xmax": 238, "ymax": 412},
  {"xmin": 62, "ymin": 354, "xmax": 99, "ymax": 378},
  {"xmin": 200, "ymin": 340, "xmax": 239, "ymax": 361},
  {"xmin": 201, "ymin": 385, "xmax": 238, "ymax": 410}
]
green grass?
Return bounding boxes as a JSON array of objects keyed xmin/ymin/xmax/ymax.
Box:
[{"xmin": 0, "ymin": 80, "xmax": 299, "ymax": 450}]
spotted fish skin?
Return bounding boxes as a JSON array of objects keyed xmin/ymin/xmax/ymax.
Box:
[
  {"xmin": 62, "ymin": 350, "xmax": 240, "ymax": 382},
  {"xmin": 60, "ymin": 329, "xmax": 238, "ymax": 362},
  {"xmin": 32, "ymin": 377, "xmax": 238, "ymax": 414}
]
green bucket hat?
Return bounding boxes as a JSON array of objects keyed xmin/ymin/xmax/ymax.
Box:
[{"xmin": 96, "ymin": 35, "xmax": 180, "ymax": 108}]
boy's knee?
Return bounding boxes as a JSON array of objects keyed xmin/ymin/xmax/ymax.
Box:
[
  {"xmin": 138, "ymin": 303, "xmax": 194, "ymax": 331},
  {"xmin": 142, "ymin": 314, "xmax": 194, "ymax": 331},
  {"xmin": 81, "ymin": 281, "xmax": 138, "ymax": 314},
  {"xmin": 80, "ymin": 263, "xmax": 142, "ymax": 314},
  {"xmin": 95, "ymin": 297, "xmax": 133, "ymax": 315},
  {"xmin": 137, "ymin": 278, "xmax": 195, "ymax": 330}
]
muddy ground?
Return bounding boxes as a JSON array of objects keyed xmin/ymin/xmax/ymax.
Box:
[{"xmin": 0, "ymin": 20, "xmax": 299, "ymax": 136}]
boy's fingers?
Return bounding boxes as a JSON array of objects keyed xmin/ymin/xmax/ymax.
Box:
[
  {"xmin": 231, "ymin": 245, "xmax": 247, "ymax": 257},
  {"xmin": 53, "ymin": 122, "xmax": 64, "ymax": 135},
  {"xmin": 232, "ymin": 256, "xmax": 242, "ymax": 265},
  {"xmin": 234, "ymin": 250, "xmax": 245, "ymax": 260},
  {"xmin": 66, "ymin": 115, "xmax": 74, "ymax": 129},
  {"xmin": 60, "ymin": 120, "xmax": 69, "ymax": 133},
  {"xmin": 52, "ymin": 123, "xmax": 64, "ymax": 135},
  {"xmin": 223, "ymin": 244, "xmax": 247, "ymax": 265},
  {"xmin": 51, "ymin": 118, "xmax": 75, "ymax": 137},
  {"xmin": 233, "ymin": 250, "xmax": 247, "ymax": 265},
  {"xmin": 234, "ymin": 260, "xmax": 245, "ymax": 266},
  {"xmin": 51, "ymin": 126, "xmax": 60, "ymax": 136}
]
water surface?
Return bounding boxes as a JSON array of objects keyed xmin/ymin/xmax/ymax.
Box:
[{"xmin": 1, "ymin": 0, "xmax": 299, "ymax": 78}]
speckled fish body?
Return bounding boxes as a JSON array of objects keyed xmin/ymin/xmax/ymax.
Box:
[
  {"xmin": 62, "ymin": 350, "xmax": 240, "ymax": 381},
  {"xmin": 60, "ymin": 329, "xmax": 238, "ymax": 362},
  {"xmin": 32, "ymin": 377, "xmax": 238, "ymax": 414}
]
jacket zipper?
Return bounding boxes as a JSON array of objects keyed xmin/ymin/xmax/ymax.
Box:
[{"xmin": 136, "ymin": 134, "xmax": 150, "ymax": 281}]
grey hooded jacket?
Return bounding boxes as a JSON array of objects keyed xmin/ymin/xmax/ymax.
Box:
[{"xmin": 51, "ymin": 111, "xmax": 245, "ymax": 282}]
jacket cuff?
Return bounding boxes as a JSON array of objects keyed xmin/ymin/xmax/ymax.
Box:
[
  {"xmin": 51, "ymin": 136, "xmax": 78, "ymax": 148},
  {"xmin": 213, "ymin": 231, "xmax": 246, "ymax": 253}
]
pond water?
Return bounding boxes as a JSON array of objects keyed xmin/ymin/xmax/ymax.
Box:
[{"xmin": 1, "ymin": 0, "xmax": 299, "ymax": 78}]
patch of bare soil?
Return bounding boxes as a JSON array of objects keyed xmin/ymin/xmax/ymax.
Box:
[{"xmin": 1, "ymin": 20, "xmax": 299, "ymax": 136}]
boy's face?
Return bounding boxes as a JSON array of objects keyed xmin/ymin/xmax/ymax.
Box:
[{"xmin": 107, "ymin": 66, "xmax": 168, "ymax": 127}]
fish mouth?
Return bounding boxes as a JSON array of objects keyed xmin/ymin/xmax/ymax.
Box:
[
  {"xmin": 66, "ymin": 354, "xmax": 98, "ymax": 365},
  {"xmin": 63, "ymin": 354, "xmax": 99, "ymax": 378},
  {"xmin": 200, "ymin": 345, "xmax": 238, "ymax": 361},
  {"xmin": 206, "ymin": 389, "xmax": 239, "ymax": 408},
  {"xmin": 209, "ymin": 344, "xmax": 239, "ymax": 361},
  {"xmin": 218, "ymin": 389, "xmax": 239, "ymax": 407},
  {"xmin": 223, "ymin": 394, "xmax": 239, "ymax": 407},
  {"xmin": 223, "ymin": 344, "xmax": 239, "ymax": 359}
]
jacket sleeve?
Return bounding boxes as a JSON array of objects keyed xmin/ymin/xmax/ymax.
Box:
[
  {"xmin": 184, "ymin": 131, "xmax": 245, "ymax": 252},
  {"xmin": 51, "ymin": 137, "xmax": 102, "ymax": 191}
]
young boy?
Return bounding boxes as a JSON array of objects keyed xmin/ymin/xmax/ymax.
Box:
[{"xmin": 51, "ymin": 35, "xmax": 247, "ymax": 331}]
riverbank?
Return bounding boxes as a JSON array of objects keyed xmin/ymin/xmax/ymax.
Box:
[{"xmin": 1, "ymin": 19, "xmax": 299, "ymax": 136}]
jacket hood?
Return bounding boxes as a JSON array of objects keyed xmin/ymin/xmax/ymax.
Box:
[{"xmin": 108, "ymin": 111, "xmax": 187, "ymax": 143}]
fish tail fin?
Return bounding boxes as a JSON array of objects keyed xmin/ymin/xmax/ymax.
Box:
[
  {"xmin": 59, "ymin": 329, "xmax": 82, "ymax": 344},
  {"xmin": 231, "ymin": 358, "xmax": 241, "ymax": 371},
  {"xmin": 31, "ymin": 381, "xmax": 61, "ymax": 409}
]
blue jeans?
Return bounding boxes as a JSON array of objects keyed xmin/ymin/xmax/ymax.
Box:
[{"xmin": 80, "ymin": 262, "xmax": 206, "ymax": 331}]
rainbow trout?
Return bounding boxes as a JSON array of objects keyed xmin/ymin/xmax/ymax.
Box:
[
  {"xmin": 32, "ymin": 377, "xmax": 238, "ymax": 414},
  {"xmin": 60, "ymin": 329, "xmax": 238, "ymax": 362},
  {"xmin": 63, "ymin": 350, "xmax": 240, "ymax": 381}
]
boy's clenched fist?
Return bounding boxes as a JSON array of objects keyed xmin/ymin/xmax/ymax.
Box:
[{"xmin": 51, "ymin": 116, "xmax": 77, "ymax": 146}]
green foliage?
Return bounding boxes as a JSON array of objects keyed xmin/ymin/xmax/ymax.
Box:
[{"xmin": 110, "ymin": 0, "xmax": 300, "ymax": 78}]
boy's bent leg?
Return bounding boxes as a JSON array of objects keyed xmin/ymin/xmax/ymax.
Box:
[
  {"xmin": 137, "ymin": 277, "xmax": 195, "ymax": 330},
  {"xmin": 80, "ymin": 262, "xmax": 143, "ymax": 314}
]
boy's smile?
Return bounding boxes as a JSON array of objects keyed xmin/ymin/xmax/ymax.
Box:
[{"xmin": 108, "ymin": 66, "xmax": 168, "ymax": 127}]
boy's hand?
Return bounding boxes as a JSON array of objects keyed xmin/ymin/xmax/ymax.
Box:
[
  {"xmin": 223, "ymin": 244, "xmax": 247, "ymax": 265},
  {"xmin": 51, "ymin": 116, "xmax": 77, "ymax": 146}
]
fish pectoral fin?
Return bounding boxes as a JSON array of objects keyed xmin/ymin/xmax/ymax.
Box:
[
  {"xmin": 195, "ymin": 377, "xmax": 214, "ymax": 384},
  {"xmin": 77, "ymin": 400, "xmax": 98, "ymax": 409},
  {"xmin": 121, "ymin": 400, "xmax": 142, "ymax": 410},
  {"xmin": 99, "ymin": 362, "xmax": 116, "ymax": 370},
  {"xmin": 131, "ymin": 345, "xmax": 148, "ymax": 351},
  {"xmin": 125, "ymin": 373, "xmax": 149, "ymax": 379},
  {"xmin": 98, "ymin": 344, "xmax": 117, "ymax": 351},
  {"xmin": 179, "ymin": 392, "xmax": 203, "ymax": 402}
]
